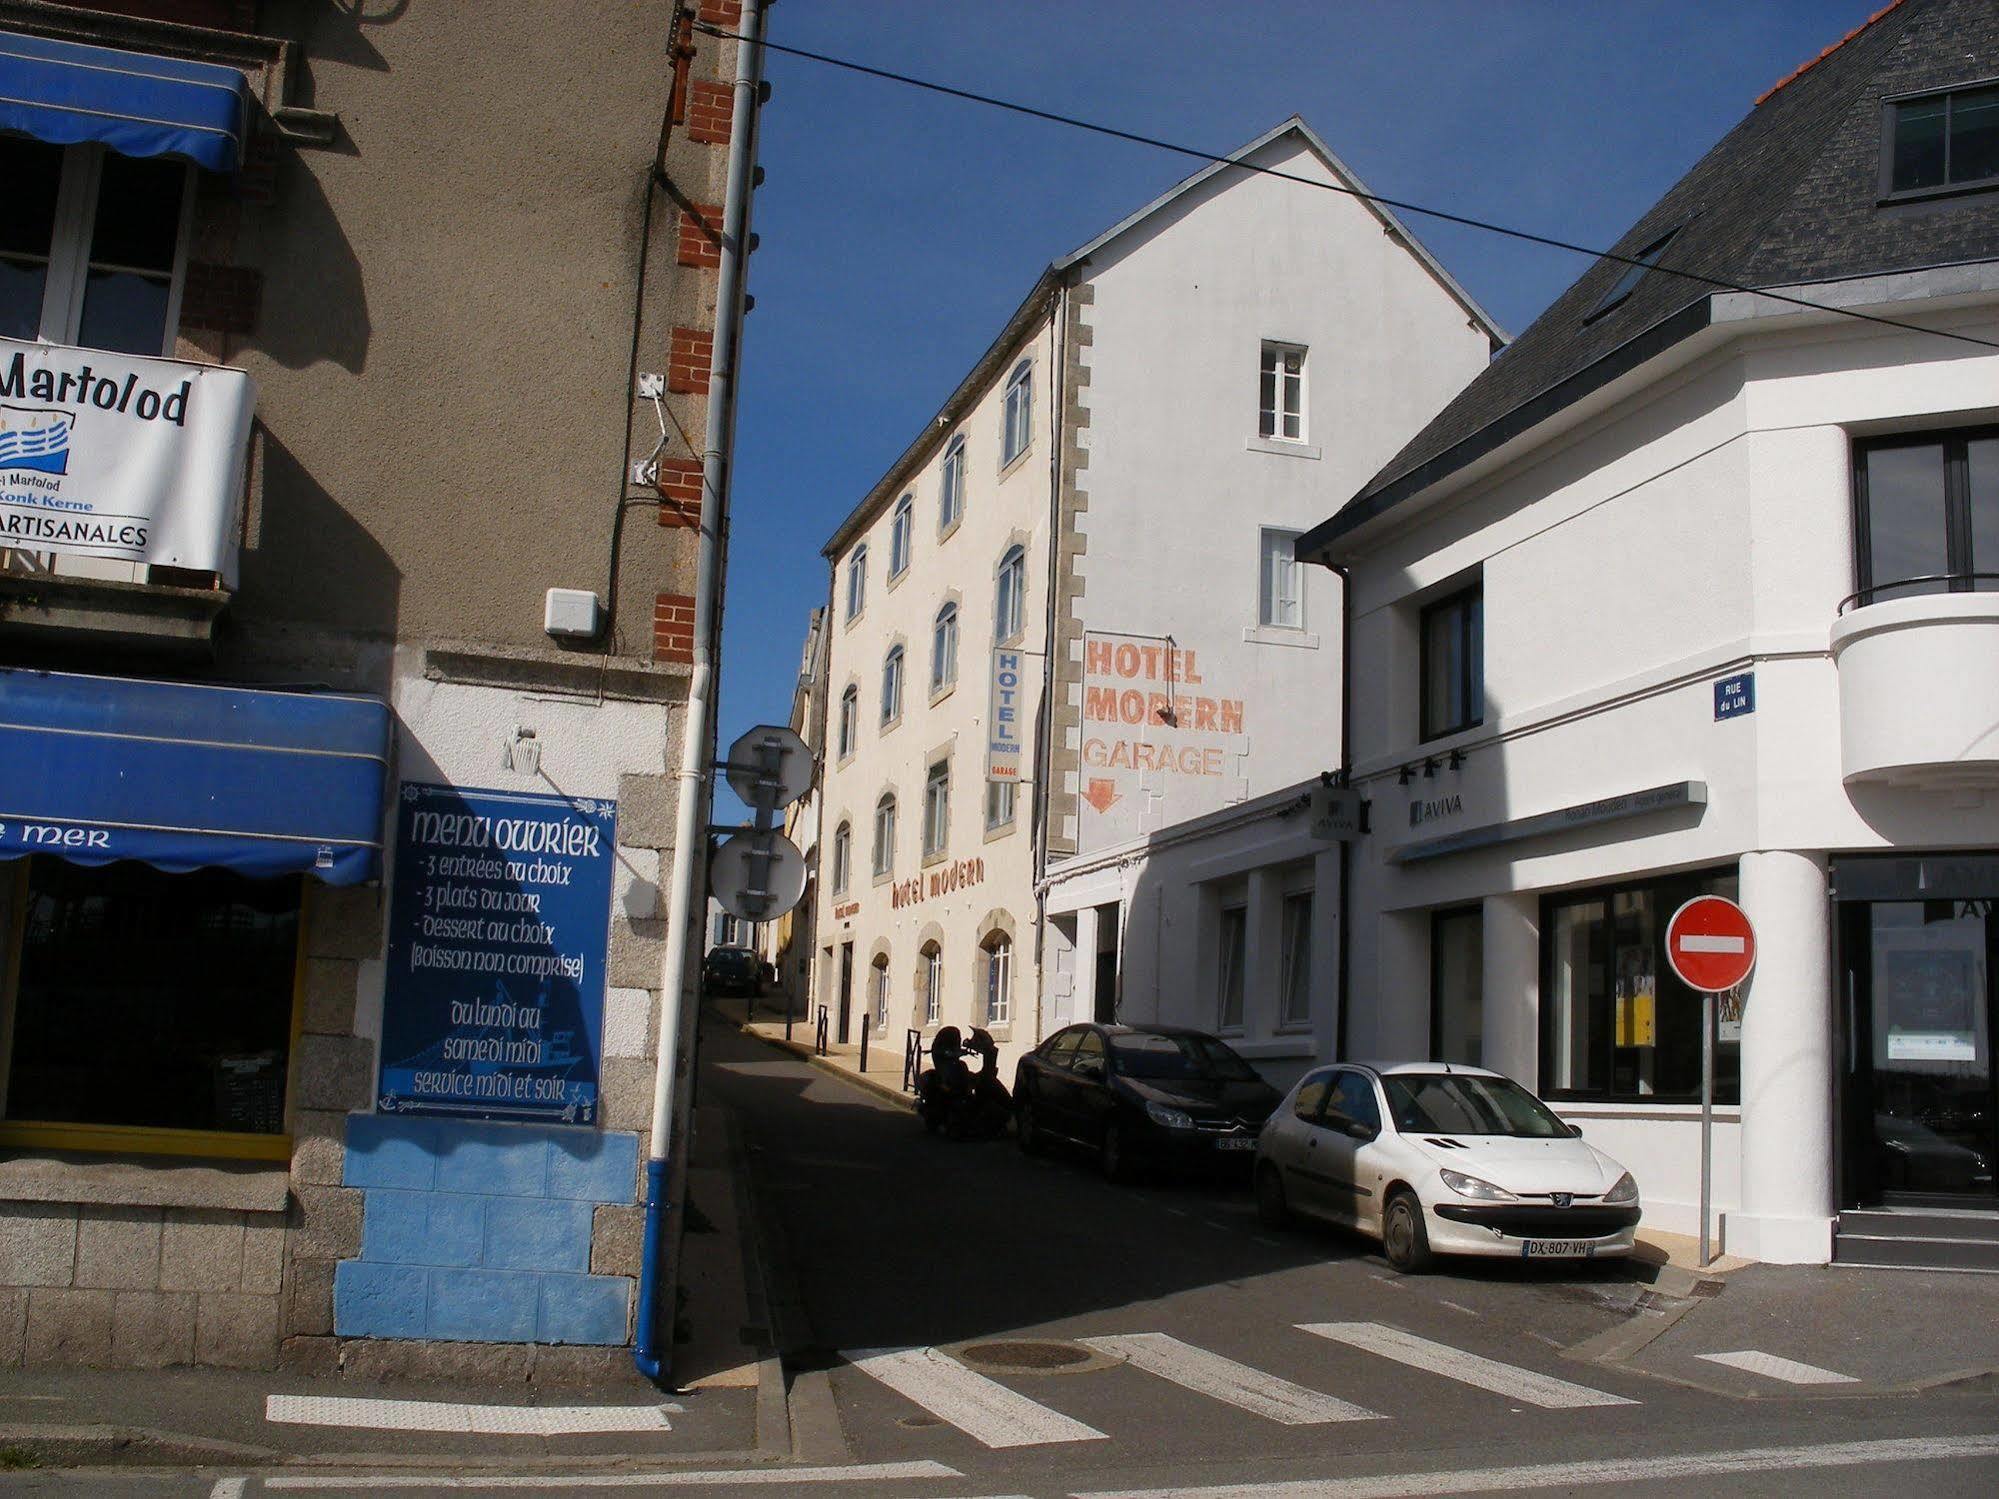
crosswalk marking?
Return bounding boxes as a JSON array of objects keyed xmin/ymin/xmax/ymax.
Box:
[
  {"xmin": 264, "ymin": 1394, "xmax": 673, "ymax": 1434},
  {"xmin": 843, "ymin": 1346, "xmax": 1109, "ymax": 1448},
  {"xmin": 1081, "ymin": 1333, "xmax": 1381, "ymax": 1425},
  {"xmin": 1297, "ymin": 1321, "xmax": 1638, "ymax": 1409},
  {"xmin": 1697, "ymin": 1349, "xmax": 1859, "ymax": 1385}
]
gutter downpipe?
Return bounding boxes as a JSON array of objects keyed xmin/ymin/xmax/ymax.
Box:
[
  {"xmin": 635, "ymin": 0, "xmax": 767, "ymax": 1383},
  {"xmin": 1312, "ymin": 556, "xmax": 1354, "ymax": 1064}
]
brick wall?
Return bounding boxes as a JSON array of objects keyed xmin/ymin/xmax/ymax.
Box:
[
  {"xmin": 676, "ymin": 203, "xmax": 723, "ymax": 269},
  {"xmin": 697, "ymin": 0, "xmax": 743, "ymax": 26},
  {"xmin": 655, "ymin": 459, "xmax": 704, "ymax": 528},
  {"xmin": 686, "ymin": 80, "xmax": 734, "ymax": 145},
  {"xmin": 654, "ymin": 592, "xmax": 694, "ymax": 664},
  {"xmin": 667, "ymin": 328, "xmax": 712, "ymax": 395},
  {"xmin": 179, "ymin": 263, "xmax": 263, "ymax": 336}
]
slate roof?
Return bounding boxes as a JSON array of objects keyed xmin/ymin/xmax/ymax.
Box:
[{"xmin": 1304, "ymin": 0, "xmax": 1999, "ymax": 555}]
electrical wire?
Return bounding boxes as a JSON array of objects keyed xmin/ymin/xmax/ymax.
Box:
[{"xmin": 694, "ymin": 21, "xmax": 1999, "ymax": 353}]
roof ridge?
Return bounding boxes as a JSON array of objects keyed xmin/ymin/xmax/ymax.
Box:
[{"xmin": 1755, "ymin": 0, "xmax": 1910, "ymax": 106}]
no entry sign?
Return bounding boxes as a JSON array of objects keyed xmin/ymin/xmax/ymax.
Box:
[{"xmin": 1666, "ymin": 894, "xmax": 1756, "ymax": 993}]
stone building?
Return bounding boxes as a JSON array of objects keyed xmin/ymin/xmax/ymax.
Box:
[{"xmin": 0, "ymin": 0, "xmax": 756, "ymax": 1373}]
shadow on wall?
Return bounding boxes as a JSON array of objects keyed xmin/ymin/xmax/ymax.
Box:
[
  {"xmin": 294, "ymin": 0, "xmax": 407, "ymax": 76},
  {"xmin": 252, "ymin": 142, "xmax": 371, "ymax": 372}
]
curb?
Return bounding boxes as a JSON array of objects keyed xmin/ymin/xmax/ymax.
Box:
[
  {"xmin": 739, "ymin": 1025, "xmax": 916, "ymax": 1113},
  {"xmin": 0, "ymin": 1423, "xmax": 274, "ymax": 1469}
]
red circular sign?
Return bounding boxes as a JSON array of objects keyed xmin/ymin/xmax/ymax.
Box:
[{"xmin": 1665, "ymin": 895, "xmax": 1756, "ymax": 992}]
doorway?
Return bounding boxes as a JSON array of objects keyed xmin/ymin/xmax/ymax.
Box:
[
  {"xmin": 837, "ymin": 941, "xmax": 854, "ymax": 1045},
  {"xmin": 1093, "ymin": 902, "xmax": 1120, "ymax": 1023},
  {"xmin": 1841, "ymin": 897, "xmax": 1998, "ymax": 1204}
]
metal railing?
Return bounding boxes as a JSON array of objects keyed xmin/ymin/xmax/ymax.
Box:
[
  {"xmin": 1838, "ymin": 572, "xmax": 1999, "ymax": 614},
  {"xmin": 814, "ymin": 1005, "xmax": 828, "ymax": 1056},
  {"xmin": 902, "ymin": 1029, "xmax": 924, "ymax": 1093}
]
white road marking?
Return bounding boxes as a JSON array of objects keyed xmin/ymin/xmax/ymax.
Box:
[
  {"xmin": 1697, "ymin": 1349, "xmax": 1860, "ymax": 1385},
  {"xmin": 265, "ymin": 1459, "xmax": 960, "ymax": 1489},
  {"xmin": 1437, "ymin": 1299, "xmax": 1478, "ymax": 1317},
  {"xmin": 1297, "ymin": 1322, "xmax": 1637, "ymax": 1409},
  {"xmin": 844, "ymin": 1346, "xmax": 1107, "ymax": 1448},
  {"xmin": 209, "ymin": 1482, "xmax": 247, "ymax": 1499},
  {"xmin": 1081, "ymin": 1333, "xmax": 1381, "ymax": 1425},
  {"xmin": 264, "ymin": 1393, "xmax": 672, "ymax": 1435},
  {"xmin": 1070, "ymin": 1432, "xmax": 1999, "ymax": 1497},
  {"xmin": 1678, "ymin": 934, "xmax": 1746, "ymax": 953}
]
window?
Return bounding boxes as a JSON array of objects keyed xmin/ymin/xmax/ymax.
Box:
[
  {"xmin": 1001, "ymin": 359, "xmax": 1032, "ymax": 466},
  {"xmin": 880, "ymin": 646, "xmax": 904, "ymax": 725},
  {"xmin": 985, "ymin": 778, "xmax": 1016, "ymax": 830},
  {"xmin": 845, "ymin": 545, "xmax": 867, "ymax": 621},
  {"xmin": 922, "ymin": 943, "xmax": 942, "ymax": 1025},
  {"xmin": 938, "ymin": 435, "xmax": 965, "ymax": 532},
  {"xmin": 1259, "ymin": 528, "xmax": 1305, "ymax": 629},
  {"xmin": 1420, "ymin": 583, "xmax": 1483, "ymax": 741},
  {"xmin": 836, "ymin": 685, "xmax": 858, "ymax": 759},
  {"xmin": 984, "ymin": 934, "xmax": 1012, "ymax": 1024},
  {"xmin": 830, "ymin": 821, "xmax": 851, "ymax": 895},
  {"xmin": 870, "ymin": 955, "xmax": 890, "ymax": 1032},
  {"xmin": 1853, "ymin": 428, "xmax": 1999, "ymax": 604},
  {"xmin": 931, "ymin": 602, "xmax": 959, "ymax": 692},
  {"xmin": 1541, "ymin": 869, "xmax": 1741, "ymax": 1104},
  {"xmin": 889, "ymin": 496, "xmax": 913, "ymax": 578},
  {"xmin": 994, "ymin": 545, "xmax": 1026, "ymax": 642},
  {"xmin": 1327, "ymin": 1071, "xmax": 1382, "ymax": 1134},
  {"xmin": 923, "ymin": 759, "xmax": 950, "ymax": 856},
  {"xmin": 1258, "ymin": 342, "xmax": 1306, "ymax": 441},
  {"xmin": 1431, "ymin": 906, "xmax": 1483, "ymax": 1066},
  {"xmin": 2, "ymin": 861, "xmax": 300, "ymax": 1154},
  {"xmin": 1293, "ymin": 1071, "xmax": 1334, "ymax": 1120},
  {"xmin": 1279, "ymin": 890, "xmax": 1313, "ymax": 1028},
  {"xmin": 0, "ymin": 137, "xmax": 192, "ymax": 356},
  {"xmin": 1585, "ymin": 226, "xmax": 1680, "ymax": 322},
  {"xmin": 1217, "ymin": 903, "xmax": 1247, "ymax": 1031},
  {"xmin": 871, "ymin": 794, "xmax": 896, "ymax": 877},
  {"xmin": 1886, "ymin": 83, "xmax": 1999, "ymax": 196}
]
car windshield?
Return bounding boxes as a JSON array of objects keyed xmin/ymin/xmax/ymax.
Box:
[
  {"xmin": 1108, "ymin": 1032, "xmax": 1259, "ymax": 1081},
  {"xmin": 1381, "ymin": 1074, "xmax": 1570, "ymax": 1138}
]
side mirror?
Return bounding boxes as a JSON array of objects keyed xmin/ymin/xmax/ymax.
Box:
[
  {"xmin": 1076, "ymin": 1059, "xmax": 1105, "ymax": 1082},
  {"xmin": 1568, "ymin": 1122, "xmax": 1584, "ymax": 1138}
]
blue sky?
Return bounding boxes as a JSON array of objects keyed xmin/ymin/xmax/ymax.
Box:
[{"xmin": 715, "ymin": 0, "xmax": 1876, "ymax": 818}]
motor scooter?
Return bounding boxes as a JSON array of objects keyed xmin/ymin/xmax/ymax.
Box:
[{"xmin": 916, "ymin": 1025, "xmax": 1012, "ymax": 1140}]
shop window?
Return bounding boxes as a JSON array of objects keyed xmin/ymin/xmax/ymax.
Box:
[
  {"xmin": 1259, "ymin": 341, "xmax": 1306, "ymax": 441},
  {"xmin": 1420, "ymin": 582, "xmax": 1483, "ymax": 741},
  {"xmin": 1540, "ymin": 869, "xmax": 1741, "ymax": 1104},
  {"xmin": 1, "ymin": 861, "xmax": 301, "ymax": 1156},
  {"xmin": 1279, "ymin": 889, "xmax": 1313, "ymax": 1028},
  {"xmin": 1852, "ymin": 428, "xmax": 1999, "ymax": 604},
  {"xmin": 984, "ymin": 933, "xmax": 1012, "ymax": 1024},
  {"xmin": 0, "ymin": 136, "xmax": 192, "ymax": 356},
  {"xmin": 1431, "ymin": 905, "xmax": 1483, "ymax": 1066},
  {"xmin": 1885, "ymin": 83, "xmax": 1999, "ymax": 197},
  {"xmin": 1217, "ymin": 902, "xmax": 1247, "ymax": 1031}
]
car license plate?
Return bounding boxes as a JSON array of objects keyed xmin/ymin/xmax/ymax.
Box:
[
  {"xmin": 1214, "ymin": 1136, "xmax": 1255, "ymax": 1151},
  {"xmin": 1521, "ymin": 1239, "xmax": 1596, "ymax": 1259}
]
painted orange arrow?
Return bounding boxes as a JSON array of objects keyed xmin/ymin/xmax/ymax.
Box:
[{"xmin": 1084, "ymin": 778, "xmax": 1120, "ymax": 814}]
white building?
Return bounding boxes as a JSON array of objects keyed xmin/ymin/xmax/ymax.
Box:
[
  {"xmin": 1303, "ymin": 0, "xmax": 1999, "ymax": 1267},
  {"xmin": 812, "ymin": 118, "xmax": 1500, "ymax": 1079}
]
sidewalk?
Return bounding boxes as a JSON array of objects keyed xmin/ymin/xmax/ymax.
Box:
[{"xmin": 711, "ymin": 992, "xmax": 915, "ymax": 1110}]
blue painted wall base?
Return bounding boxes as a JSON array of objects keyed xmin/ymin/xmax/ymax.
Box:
[{"xmin": 334, "ymin": 1114, "xmax": 639, "ymax": 1345}]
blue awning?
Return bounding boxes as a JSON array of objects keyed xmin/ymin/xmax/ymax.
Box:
[
  {"xmin": 0, "ymin": 29, "xmax": 249, "ymax": 173},
  {"xmin": 0, "ymin": 668, "xmax": 390, "ymax": 885}
]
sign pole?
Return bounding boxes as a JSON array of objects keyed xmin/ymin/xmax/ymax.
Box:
[{"xmin": 1699, "ymin": 988, "xmax": 1716, "ymax": 1270}]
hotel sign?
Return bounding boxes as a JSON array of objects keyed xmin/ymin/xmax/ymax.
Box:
[
  {"xmin": 987, "ymin": 647, "xmax": 1026, "ymax": 782},
  {"xmin": 0, "ymin": 338, "xmax": 255, "ymax": 583}
]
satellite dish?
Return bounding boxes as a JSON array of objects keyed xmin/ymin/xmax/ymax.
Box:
[
  {"xmin": 710, "ymin": 830, "xmax": 807, "ymax": 921},
  {"xmin": 724, "ymin": 724, "xmax": 812, "ymax": 810}
]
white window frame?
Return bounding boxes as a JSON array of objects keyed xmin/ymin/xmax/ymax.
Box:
[
  {"xmin": 1217, "ymin": 903, "xmax": 1247, "ymax": 1032},
  {"xmin": 872, "ymin": 794, "xmax": 896, "ymax": 877},
  {"xmin": 994, "ymin": 545, "xmax": 1026, "ymax": 643},
  {"xmin": 871, "ymin": 956, "xmax": 890, "ymax": 1031},
  {"xmin": 1279, "ymin": 889, "xmax": 1313, "ymax": 1029},
  {"xmin": 1259, "ymin": 527, "xmax": 1305, "ymax": 630},
  {"xmin": 938, "ymin": 436, "xmax": 965, "ymax": 533},
  {"xmin": 1001, "ymin": 359, "xmax": 1033, "ymax": 467},
  {"xmin": 1258, "ymin": 342, "xmax": 1306, "ymax": 443},
  {"xmin": 931, "ymin": 602, "xmax": 959, "ymax": 692},
  {"xmin": 845, "ymin": 545, "xmax": 868, "ymax": 621},
  {"xmin": 923, "ymin": 945, "xmax": 942, "ymax": 1025},
  {"xmin": 830, "ymin": 821, "xmax": 851, "ymax": 895},
  {"xmin": 888, "ymin": 496, "xmax": 913, "ymax": 578},
  {"xmin": 881, "ymin": 646, "xmax": 904, "ymax": 725},
  {"xmin": 985, "ymin": 777, "xmax": 1016, "ymax": 830},
  {"xmin": 3, "ymin": 140, "xmax": 195, "ymax": 356},
  {"xmin": 837, "ymin": 686, "xmax": 858, "ymax": 760},
  {"xmin": 923, "ymin": 759, "xmax": 950, "ymax": 857},
  {"xmin": 985, "ymin": 936, "xmax": 1012, "ymax": 1025}
]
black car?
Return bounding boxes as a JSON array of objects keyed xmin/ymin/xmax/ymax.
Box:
[
  {"xmin": 1012, "ymin": 1023, "xmax": 1281, "ymax": 1181},
  {"xmin": 702, "ymin": 945, "xmax": 763, "ymax": 998}
]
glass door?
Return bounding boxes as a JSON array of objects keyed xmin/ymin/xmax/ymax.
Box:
[{"xmin": 1846, "ymin": 901, "xmax": 1998, "ymax": 1201}]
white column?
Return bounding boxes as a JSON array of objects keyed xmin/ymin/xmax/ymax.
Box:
[
  {"xmin": 1073, "ymin": 906, "xmax": 1100, "ymax": 1028},
  {"xmin": 1482, "ymin": 891, "xmax": 1539, "ymax": 1084},
  {"xmin": 1732, "ymin": 849, "xmax": 1835, "ymax": 1264},
  {"xmin": 1372, "ymin": 911, "xmax": 1430, "ymax": 1059}
]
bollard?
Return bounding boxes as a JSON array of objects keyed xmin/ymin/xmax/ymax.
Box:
[{"xmin": 858, "ymin": 1020, "xmax": 870, "ymax": 1074}]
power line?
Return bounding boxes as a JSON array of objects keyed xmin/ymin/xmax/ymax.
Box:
[{"xmin": 696, "ymin": 20, "xmax": 1999, "ymax": 353}]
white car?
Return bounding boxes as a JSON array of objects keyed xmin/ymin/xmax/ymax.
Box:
[{"xmin": 1253, "ymin": 1062, "xmax": 1640, "ymax": 1272}]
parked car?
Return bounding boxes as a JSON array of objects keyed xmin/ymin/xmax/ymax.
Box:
[
  {"xmin": 1013, "ymin": 1024, "xmax": 1282, "ymax": 1181},
  {"xmin": 1254, "ymin": 1062, "xmax": 1640, "ymax": 1273},
  {"xmin": 702, "ymin": 945, "xmax": 763, "ymax": 998}
]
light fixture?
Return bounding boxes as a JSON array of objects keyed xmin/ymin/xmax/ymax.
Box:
[
  {"xmin": 1397, "ymin": 764, "xmax": 1415, "ymax": 786},
  {"xmin": 1423, "ymin": 758, "xmax": 1439, "ymax": 778},
  {"xmin": 504, "ymin": 726, "xmax": 541, "ymax": 775},
  {"xmin": 1449, "ymin": 748, "xmax": 1466, "ymax": 771}
]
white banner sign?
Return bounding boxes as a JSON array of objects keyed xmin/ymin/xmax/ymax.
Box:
[
  {"xmin": 0, "ymin": 337, "xmax": 255, "ymax": 583},
  {"xmin": 987, "ymin": 646, "xmax": 1025, "ymax": 782}
]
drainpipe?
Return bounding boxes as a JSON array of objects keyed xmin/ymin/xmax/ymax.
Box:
[
  {"xmin": 635, "ymin": 0, "xmax": 766, "ymax": 1383},
  {"xmin": 1309, "ymin": 556, "xmax": 1354, "ymax": 1063}
]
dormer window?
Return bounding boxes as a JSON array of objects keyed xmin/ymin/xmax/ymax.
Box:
[
  {"xmin": 1885, "ymin": 82, "xmax": 1999, "ymax": 197},
  {"xmin": 1585, "ymin": 226, "xmax": 1680, "ymax": 322}
]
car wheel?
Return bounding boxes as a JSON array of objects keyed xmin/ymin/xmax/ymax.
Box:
[
  {"xmin": 1381, "ymin": 1189, "xmax": 1434, "ymax": 1274},
  {"xmin": 1255, "ymin": 1162, "xmax": 1289, "ymax": 1229},
  {"xmin": 1016, "ymin": 1097, "xmax": 1042, "ymax": 1154},
  {"xmin": 1099, "ymin": 1121, "xmax": 1130, "ymax": 1183}
]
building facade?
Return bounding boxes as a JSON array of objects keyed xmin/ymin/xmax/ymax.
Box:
[
  {"xmin": 0, "ymin": 0, "xmax": 755, "ymax": 1371},
  {"xmin": 813, "ymin": 120, "xmax": 1498, "ymax": 1079},
  {"xmin": 1304, "ymin": 0, "xmax": 1999, "ymax": 1265}
]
